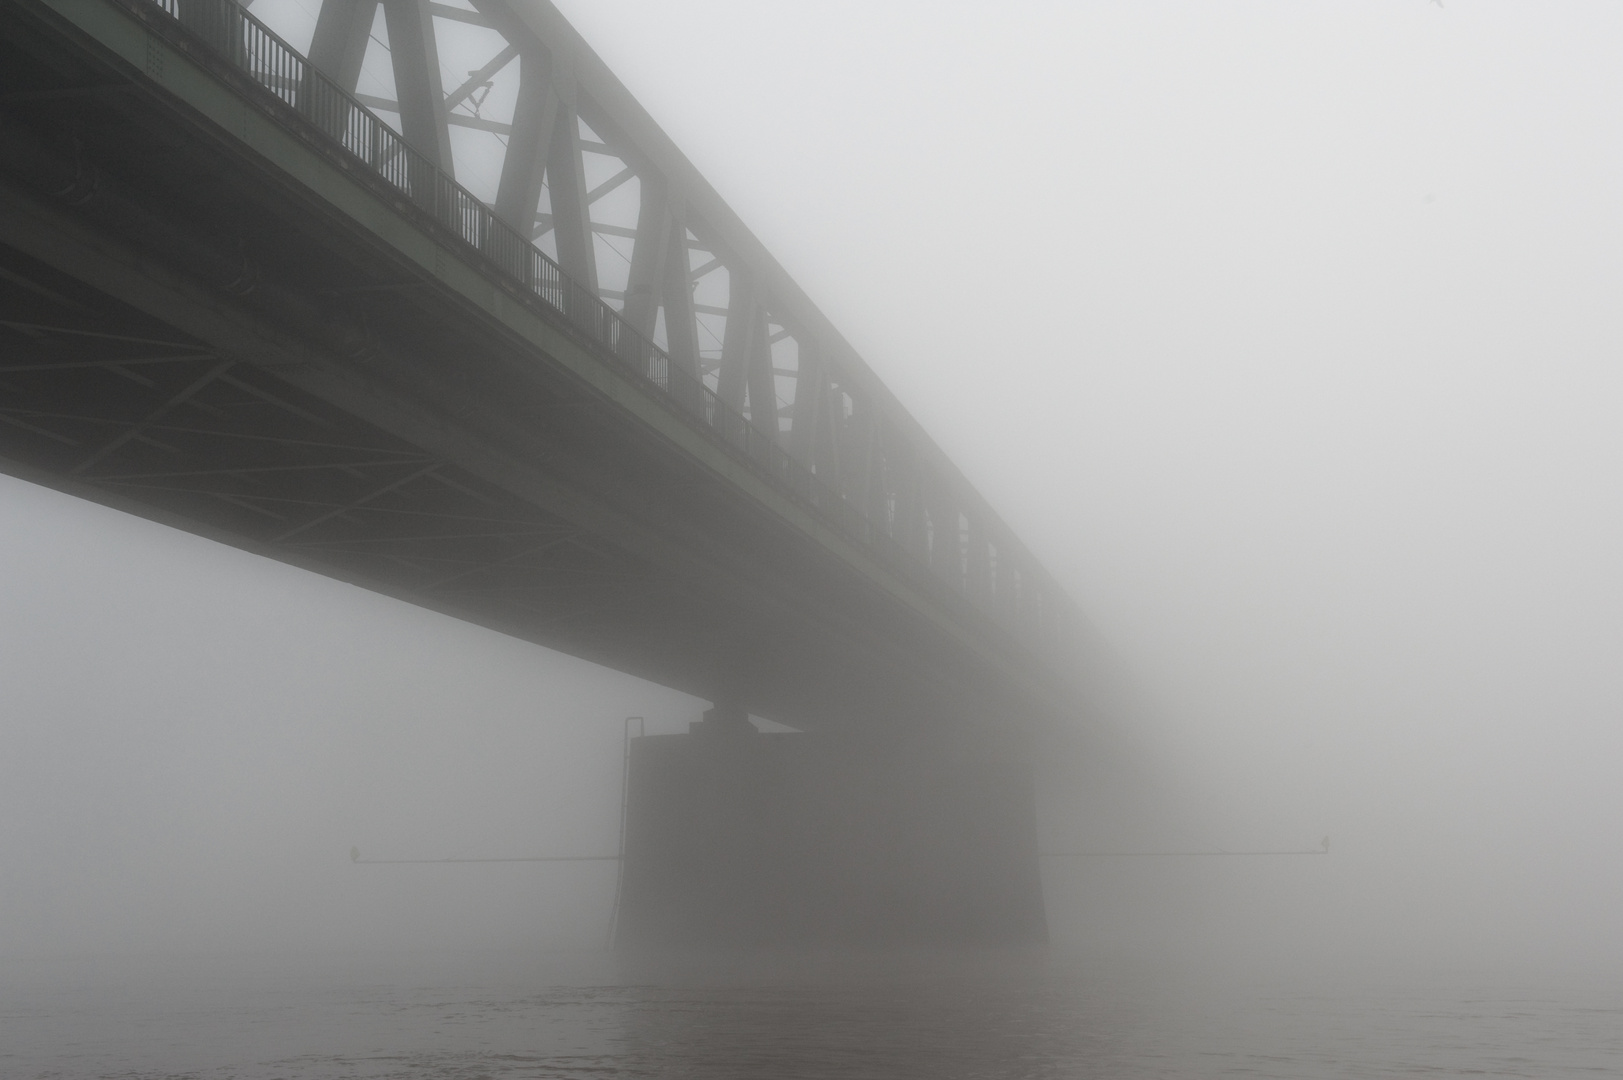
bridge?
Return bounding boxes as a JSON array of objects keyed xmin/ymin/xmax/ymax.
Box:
[{"xmin": 0, "ymin": 0, "xmax": 1085, "ymax": 948}]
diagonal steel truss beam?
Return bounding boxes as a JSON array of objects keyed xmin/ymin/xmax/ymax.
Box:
[
  {"xmin": 0, "ymin": 354, "xmax": 213, "ymax": 373},
  {"xmin": 425, "ymin": 530, "xmax": 581, "ymax": 590},
  {"xmin": 445, "ymin": 42, "xmax": 518, "ymax": 111},
  {"xmin": 69, "ymin": 357, "xmax": 234, "ymax": 475},
  {"xmin": 86, "ymin": 458, "xmax": 434, "ymax": 482},
  {"xmin": 0, "ymin": 320, "xmax": 197, "ymax": 348},
  {"xmin": 269, "ymin": 461, "xmax": 443, "ymax": 542}
]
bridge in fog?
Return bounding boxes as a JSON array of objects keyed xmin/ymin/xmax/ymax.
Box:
[{"xmin": 0, "ymin": 0, "xmax": 1084, "ymax": 948}]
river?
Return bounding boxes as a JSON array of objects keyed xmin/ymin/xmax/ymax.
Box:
[{"xmin": 4, "ymin": 949, "xmax": 1619, "ymax": 1078}]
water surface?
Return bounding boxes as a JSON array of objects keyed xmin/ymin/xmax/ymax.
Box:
[{"xmin": 4, "ymin": 950, "xmax": 1619, "ymax": 1078}]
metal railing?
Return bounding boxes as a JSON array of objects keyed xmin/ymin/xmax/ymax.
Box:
[{"xmin": 137, "ymin": 0, "xmax": 1066, "ymax": 648}]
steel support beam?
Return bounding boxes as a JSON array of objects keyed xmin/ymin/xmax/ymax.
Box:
[
  {"xmin": 850, "ymin": 401, "xmax": 884, "ymax": 521},
  {"xmin": 544, "ymin": 59, "xmax": 599, "ymax": 295},
  {"xmin": 445, "ymin": 43, "xmax": 517, "ymax": 112},
  {"xmin": 621, "ymin": 174, "xmax": 668, "ymax": 340},
  {"xmin": 743, "ymin": 298, "xmax": 778, "ymax": 441},
  {"xmin": 896, "ymin": 455, "xmax": 926, "ymax": 557},
  {"xmin": 715, "ymin": 271, "xmax": 752, "ymax": 413},
  {"xmin": 813, "ymin": 370, "xmax": 842, "ymax": 487},
  {"xmin": 660, "ymin": 213, "xmax": 702, "ymax": 404},
  {"xmin": 967, "ymin": 510, "xmax": 990, "ymax": 602},
  {"xmin": 381, "ymin": 0, "xmax": 454, "ymax": 171},
  {"xmin": 927, "ymin": 483, "xmax": 959, "ymax": 583},
  {"xmin": 308, "ymin": 0, "xmax": 379, "ymax": 92},
  {"xmin": 493, "ymin": 45, "xmax": 558, "ymax": 233},
  {"xmin": 787, "ymin": 338, "xmax": 824, "ymax": 468}
]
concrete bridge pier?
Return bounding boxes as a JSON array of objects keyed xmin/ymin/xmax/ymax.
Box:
[{"xmin": 614, "ymin": 706, "xmax": 1047, "ymax": 951}]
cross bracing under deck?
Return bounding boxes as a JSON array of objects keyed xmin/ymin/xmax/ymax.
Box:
[
  {"xmin": 0, "ymin": 256, "xmax": 671, "ymax": 661},
  {"xmin": 0, "ymin": 0, "xmax": 1084, "ymax": 732}
]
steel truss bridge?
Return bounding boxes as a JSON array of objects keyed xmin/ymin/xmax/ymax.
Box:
[{"xmin": 0, "ymin": 0, "xmax": 1082, "ymax": 735}]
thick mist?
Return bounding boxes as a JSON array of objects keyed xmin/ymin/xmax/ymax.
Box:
[
  {"xmin": 545, "ymin": 0, "xmax": 1623, "ymax": 971},
  {"xmin": 0, "ymin": 477, "xmax": 702, "ymax": 960},
  {"xmin": 4, "ymin": 0, "xmax": 1622, "ymax": 979}
]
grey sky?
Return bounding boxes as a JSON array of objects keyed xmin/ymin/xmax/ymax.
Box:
[{"xmin": 3, "ymin": 0, "xmax": 1620, "ymax": 968}]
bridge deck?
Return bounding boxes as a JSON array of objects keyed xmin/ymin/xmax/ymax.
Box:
[{"xmin": 0, "ymin": 0, "xmax": 1081, "ymax": 732}]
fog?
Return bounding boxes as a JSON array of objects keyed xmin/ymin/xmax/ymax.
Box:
[{"xmin": 5, "ymin": 0, "xmax": 1623, "ymax": 981}]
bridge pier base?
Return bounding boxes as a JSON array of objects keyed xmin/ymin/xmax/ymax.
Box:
[{"xmin": 614, "ymin": 712, "xmax": 1046, "ymax": 951}]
